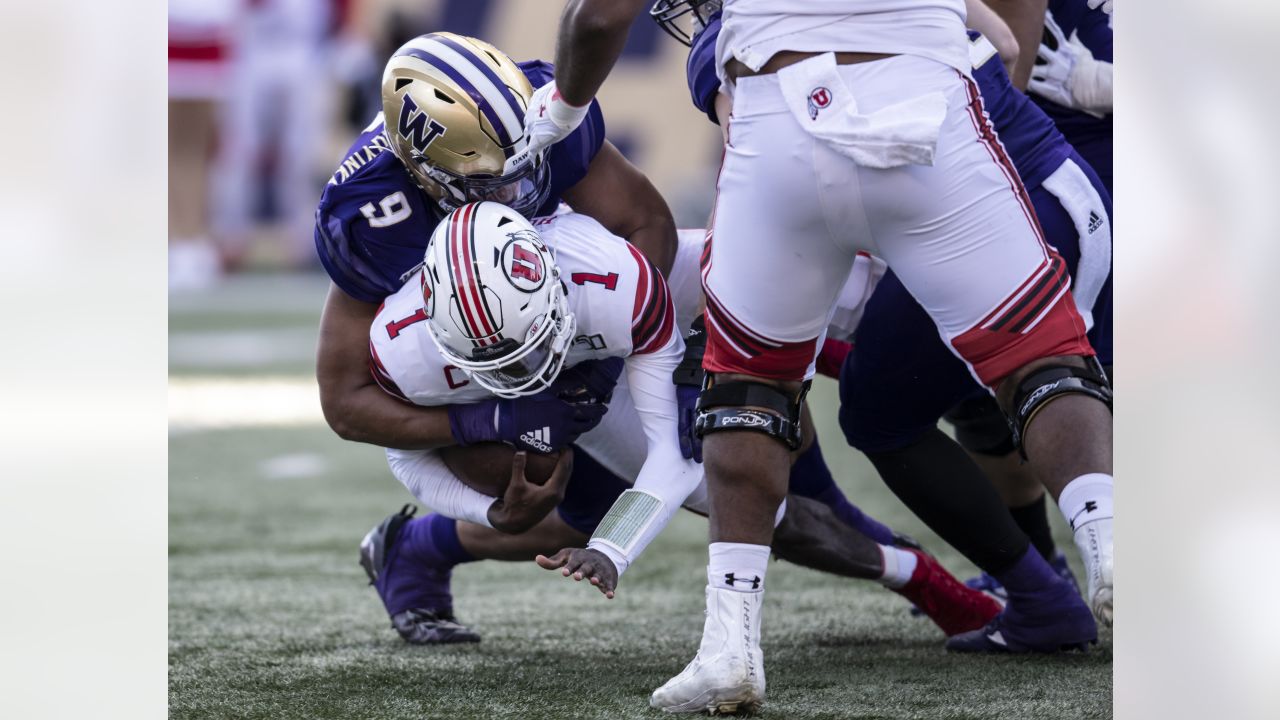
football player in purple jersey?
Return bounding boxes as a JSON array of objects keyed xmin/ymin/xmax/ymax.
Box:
[{"xmin": 314, "ymin": 33, "xmax": 678, "ymax": 453}]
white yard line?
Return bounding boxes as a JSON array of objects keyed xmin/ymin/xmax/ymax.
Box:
[
  {"xmin": 169, "ymin": 376, "xmax": 324, "ymax": 433},
  {"xmin": 169, "ymin": 328, "xmax": 317, "ymax": 369}
]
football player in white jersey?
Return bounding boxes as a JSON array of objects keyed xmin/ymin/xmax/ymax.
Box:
[
  {"xmin": 526, "ymin": 0, "xmax": 1115, "ymax": 712},
  {"xmin": 359, "ymin": 201, "xmax": 1001, "ymax": 645}
]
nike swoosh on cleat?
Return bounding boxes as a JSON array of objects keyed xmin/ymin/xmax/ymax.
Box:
[{"xmin": 987, "ymin": 630, "xmax": 1008, "ymax": 647}]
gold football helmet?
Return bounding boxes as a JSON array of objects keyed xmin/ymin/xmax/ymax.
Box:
[{"xmin": 381, "ymin": 33, "xmax": 550, "ymax": 217}]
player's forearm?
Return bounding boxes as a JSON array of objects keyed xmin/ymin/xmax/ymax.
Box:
[
  {"xmin": 316, "ymin": 284, "xmax": 457, "ymax": 449},
  {"xmin": 965, "ymin": 0, "xmax": 1020, "ymax": 75},
  {"xmin": 318, "ymin": 381, "xmax": 456, "ymax": 449},
  {"xmin": 387, "ymin": 449, "xmax": 497, "ymax": 527},
  {"xmin": 622, "ymin": 216, "xmax": 678, "ymax": 278},
  {"xmin": 587, "ymin": 351, "xmax": 703, "ymax": 574},
  {"xmin": 561, "ymin": 142, "xmax": 678, "ymax": 276},
  {"xmin": 553, "ymin": 0, "xmax": 650, "ymax": 105},
  {"xmin": 982, "ymin": 0, "xmax": 1048, "ymax": 90}
]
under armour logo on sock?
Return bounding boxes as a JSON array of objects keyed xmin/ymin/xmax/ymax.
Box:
[
  {"xmin": 1070, "ymin": 501, "xmax": 1100, "ymax": 530},
  {"xmin": 724, "ymin": 573, "xmax": 760, "ymax": 590}
]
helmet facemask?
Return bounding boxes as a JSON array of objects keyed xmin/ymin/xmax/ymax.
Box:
[
  {"xmin": 650, "ymin": 0, "xmax": 723, "ymax": 46},
  {"xmin": 428, "ymin": 266, "xmax": 577, "ymax": 399},
  {"xmin": 413, "ymin": 153, "xmax": 552, "ymax": 219}
]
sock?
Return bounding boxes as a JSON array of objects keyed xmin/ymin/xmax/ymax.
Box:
[
  {"xmin": 1009, "ymin": 494, "xmax": 1056, "ymax": 561},
  {"xmin": 399, "ymin": 514, "xmax": 476, "ymax": 568},
  {"xmin": 876, "ymin": 545, "xmax": 919, "ymax": 589},
  {"xmin": 1057, "ymin": 473, "xmax": 1114, "ymax": 532},
  {"xmin": 708, "ymin": 542, "xmax": 770, "ymax": 593},
  {"xmin": 379, "ymin": 514, "xmax": 474, "ymax": 615},
  {"xmin": 869, "ymin": 428, "xmax": 1030, "ymax": 576},
  {"xmin": 789, "ymin": 438, "xmax": 897, "ymax": 546},
  {"xmin": 994, "ymin": 545, "xmax": 1068, "ymax": 604}
]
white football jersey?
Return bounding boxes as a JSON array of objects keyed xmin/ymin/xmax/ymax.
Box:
[
  {"xmin": 717, "ymin": 0, "xmax": 969, "ymax": 79},
  {"xmin": 370, "ymin": 214, "xmax": 882, "ymax": 571},
  {"xmin": 370, "ymin": 212, "xmax": 687, "ymax": 407}
]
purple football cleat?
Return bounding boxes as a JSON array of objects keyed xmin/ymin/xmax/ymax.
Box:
[
  {"xmin": 945, "ymin": 580, "xmax": 1096, "ymax": 653},
  {"xmin": 359, "ymin": 505, "xmax": 480, "ymax": 645}
]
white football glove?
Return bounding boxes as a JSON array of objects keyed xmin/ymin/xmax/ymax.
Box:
[
  {"xmin": 1028, "ymin": 14, "xmax": 1113, "ymax": 118},
  {"xmin": 1086, "ymin": 0, "xmax": 1113, "ymax": 15},
  {"xmin": 522, "ymin": 81, "xmax": 592, "ymax": 158}
]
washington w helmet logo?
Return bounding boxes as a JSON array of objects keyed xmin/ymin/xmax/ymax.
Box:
[{"xmin": 398, "ymin": 94, "xmax": 447, "ymax": 153}]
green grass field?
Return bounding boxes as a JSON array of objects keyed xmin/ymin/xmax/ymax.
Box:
[{"xmin": 169, "ymin": 275, "xmax": 1112, "ymax": 719}]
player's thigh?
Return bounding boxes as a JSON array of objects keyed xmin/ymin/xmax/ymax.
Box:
[
  {"xmin": 864, "ymin": 79, "xmax": 1090, "ymax": 387},
  {"xmin": 704, "ymin": 109, "xmax": 859, "ymax": 378},
  {"xmin": 838, "ymin": 271, "xmax": 981, "ymax": 453}
]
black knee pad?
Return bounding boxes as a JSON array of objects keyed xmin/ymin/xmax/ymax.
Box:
[
  {"xmin": 944, "ymin": 395, "xmax": 1016, "ymax": 457},
  {"xmin": 1009, "ymin": 357, "xmax": 1113, "ymax": 459},
  {"xmin": 695, "ymin": 377, "xmax": 809, "ymax": 450}
]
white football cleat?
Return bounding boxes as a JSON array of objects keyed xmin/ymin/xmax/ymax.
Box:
[
  {"xmin": 650, "ymin": 586, "xmax": 765, "ymax": 714},
  {"xmin": 1073, "ymin": 516, "xmax": 1113, "ymax": 626}
]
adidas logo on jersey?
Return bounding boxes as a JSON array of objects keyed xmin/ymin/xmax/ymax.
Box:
[
  {"xmin": 520, "ymin": 426, "xmax": 554, "ymax": 454},
  {"xmin": 1088, "ymin": 211, "xmax": 1104, "ymax": 235}
]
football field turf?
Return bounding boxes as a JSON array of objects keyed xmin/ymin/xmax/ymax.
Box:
[{"xmin": 169, "ymin": 274, "xmax": 1112, "ymax": 719}]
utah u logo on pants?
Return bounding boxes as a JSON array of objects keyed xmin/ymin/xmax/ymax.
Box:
[{"xmin": 807, "ymin": 86, "xmax": 832, "ymax": 120}]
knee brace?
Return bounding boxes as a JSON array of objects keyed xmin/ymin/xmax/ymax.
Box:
[
  {"xmin": 1009, "ymin": 357, "xmax": 1113, "ymax": 458},
  {"xmin": 944, "ymin": 395, "xmax": 1016, "ymax": 457},
  {"xmin": 694, "ymin": 376, "xmax": 809, "ymax": 450}
]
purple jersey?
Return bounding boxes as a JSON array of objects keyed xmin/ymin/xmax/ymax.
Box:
[
  {"xmin": 967, "ymin": 31, "xmax": 1072, "ymax": 190},
  {"xmin": 1031, "ymin": 0, "xmax": 1112, "ymax": 189},
  {"xmin": 315, "ymin": 60, "xmax": 606, "ymax": 303}
]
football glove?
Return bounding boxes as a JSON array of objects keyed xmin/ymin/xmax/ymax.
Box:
[
  {"xmin": 1028, "ymin": 15, "xmax": 1112, "ymax": 119},
  {"xmin": 1086, "ymin": 0, "xmax": 1113, "ymax": 15},
  {"xmin": 447, "ymin": 358, "xmax": 622, "ymax": 454},
  {"xmin": 522, "ymin": 81, "xmax": 592, "ymax": 158},
  {"xmin": 672, "ymin": 315, "xmax": 707, "ymax": 462}
]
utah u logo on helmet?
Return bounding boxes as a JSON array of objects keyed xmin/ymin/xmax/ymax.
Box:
[
  {"xmin": 397, "ymin": 94, "xmax": 447, "ymax": 153},
  {"xmin": 502, "ymin": 230, "xmax": 548, "ymax": 291}
]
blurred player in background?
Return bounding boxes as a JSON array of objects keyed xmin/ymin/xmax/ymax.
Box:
[
  {"xmin": 528, "ymin": 0, "xmax": 1114, "ymax": 712},
  {"xmin": 211, "ymin": 0, "xmax": 345, "ymax": 268},
  {"xmin": 313, "ymin": 33, "xmax": 679, "ymax": 462},
  {"xmin": 358, "ymin": 203, "xmax": 999, "ymax": 644},
  {"xmin": 169, "ymin": 0, "xmax": 237, "ymax": 290}
]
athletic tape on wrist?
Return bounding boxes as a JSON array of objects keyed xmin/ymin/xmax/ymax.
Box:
[
  {"xmin": 589, "ymin": 489, "xmax": 663, "ymax": 559},
  {"xmin": 548, "ymin": 88, "xmax": 591, "ymax": 128}
]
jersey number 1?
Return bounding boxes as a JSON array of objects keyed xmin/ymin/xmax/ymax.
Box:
[{"xmin": 570, "ymin": 272, "xmax": 619, "ymax": 291}]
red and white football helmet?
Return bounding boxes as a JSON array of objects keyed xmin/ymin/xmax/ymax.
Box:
[{"xmin": 421, "ymin": 201, "xmax": 576, "ymax": 397}]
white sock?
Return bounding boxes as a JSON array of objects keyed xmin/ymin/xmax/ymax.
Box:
[
  {"xmin": 877, "ymin": 545, "xmax": 919, "ymax": 589},
  {"xmin": 708, "ymin": 542, "xmax": 771, "ymax": 593},
  {"xmin": 1057, "ymin": 473, "xmax": 1114, "ymax": 531}
]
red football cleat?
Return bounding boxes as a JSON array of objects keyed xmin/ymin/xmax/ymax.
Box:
[{"xmin": 893, "ymin": 549, "xmax": 1003, "ymax": 637}]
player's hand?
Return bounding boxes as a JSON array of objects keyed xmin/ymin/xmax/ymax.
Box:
[
  {"xmin": 522, "ymin": 81, "xmax": 591, "ymax": 158},
  {"xmin": 675, "ymin": 385, "xmax": 703, "ymax": 462},
  {"xmin": 1027, "ymin": 14, "xmax": 1079, "ymax": 109},
  {"xmin": 448, "ymin": 390, "xmax": 609, "ymax": 454},
  {"xmin": 672, "ymin": 314, "xmax": 707, "ymax": 462},
  {"xmin": 535, "ymin": 547, "xmax": 618, "ymax": 599},
  {"xmin": 1028, "ymin": 15, "xmax": 1110, "ymax": 118},
  {"xmin": 1086, "ymin": 0, "xmax": 1113, "ymax": 15},
  {"xmin": 487, "ymin": 449, "xmax": 573, "ymax": 534},
  {"xmin": 551, "ymin": 357, "xmax": 624, "ymax": 406}
]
